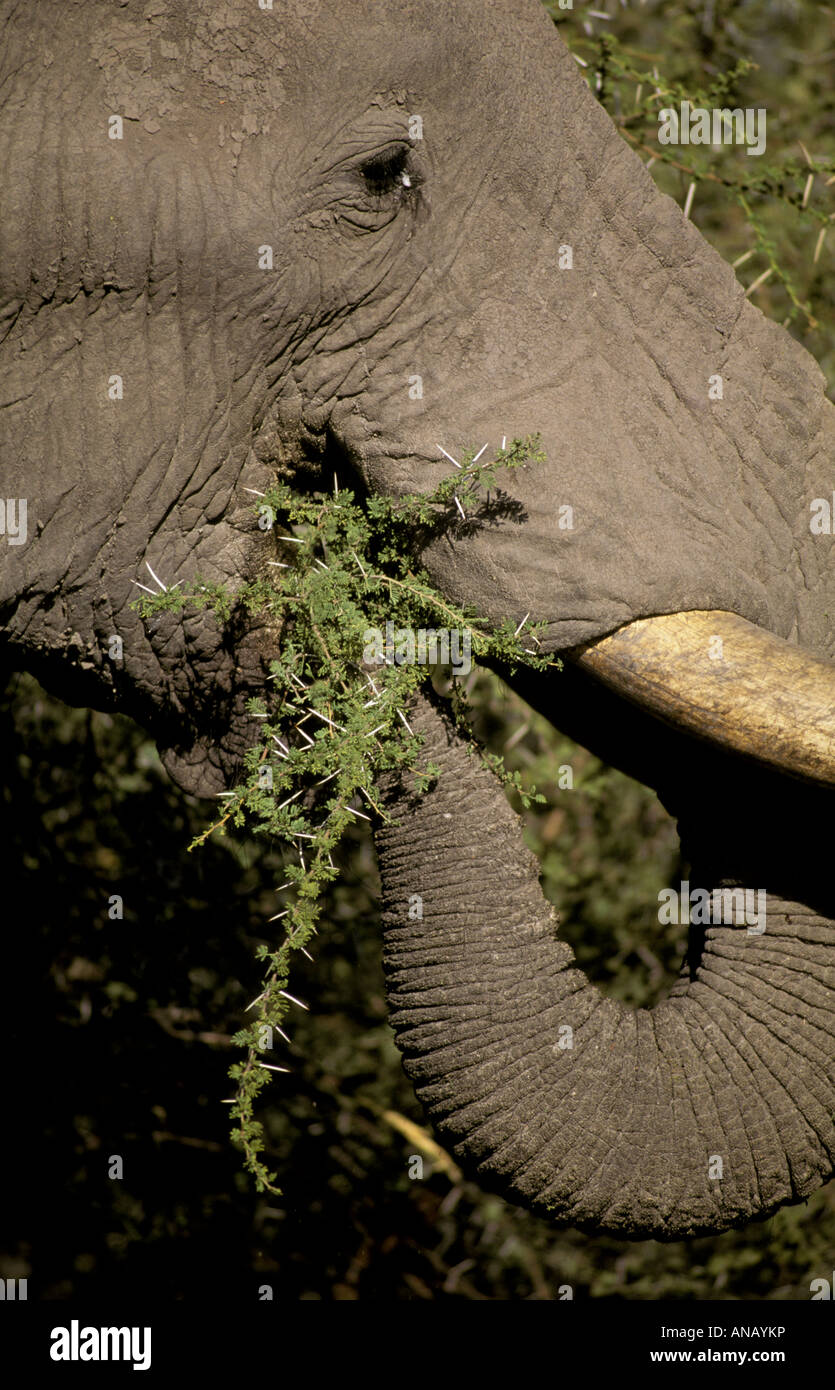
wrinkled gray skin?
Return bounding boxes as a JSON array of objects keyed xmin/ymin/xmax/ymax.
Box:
[{"xmin": 1, "ymin": 0, "xmax": 833, "ymax": 1238}]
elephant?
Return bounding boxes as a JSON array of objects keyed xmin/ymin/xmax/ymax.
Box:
[{"xmin": 1, "ymin": 0, "xmax": 833, "ymax": 1241}]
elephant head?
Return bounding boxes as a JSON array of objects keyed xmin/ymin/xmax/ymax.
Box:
[{"xmin": 1, "ymin": 0, "xmax": 833, "ymax": 1237}]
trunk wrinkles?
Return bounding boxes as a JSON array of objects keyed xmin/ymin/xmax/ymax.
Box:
[{"xmin": 375, "ymin": 689, "xmax": 835, "ymax": 1238}]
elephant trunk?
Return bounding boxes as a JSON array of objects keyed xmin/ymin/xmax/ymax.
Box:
[{"xmin": 375, "ymin": 690, "xmax": 835, "ymax": 1238}]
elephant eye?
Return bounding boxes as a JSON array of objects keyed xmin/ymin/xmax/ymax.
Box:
[
  {"xmin": 358, "ymin": 145, "xmax": 418, "ymax": 202},
  {"xmin": 333, "ymin": 141, "xmax": 423, "ymax": 234}
]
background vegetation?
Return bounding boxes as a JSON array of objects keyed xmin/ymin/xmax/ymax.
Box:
[{"xmin": 2, "ymin": 0, "xmax": 833, "ymax": 1299}]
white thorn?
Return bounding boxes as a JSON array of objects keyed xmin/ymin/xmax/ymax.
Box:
[
  {"xmin": 436, "ymin": 445, "xmax": 461, "ymax": 469},
  {"xmin": 280, "ymin": 990, "xmax": 309, "ymax": 1011},
  {"xmin": 310, "ymin": 708, "xmax": 345, "ymax": 731},
  {"xmin": 514, "ymin": 612, "xmax": 531, "ymax": 637},
  {"xmin": 244, "ymin": 487, "xmax": 266, "ymax": 497},
  {"xmin": 315, "ymin": 769, "xmax": 341, "ymax": 786},
  {"xmin": 745, "ymin": 266, "xmax": 774, "ymax": 298},
  {"xmin": 131, "ymin": 580, "xmax": 157, "ymax": 596},
  {"xmin": 453, "ymin": 495, "xmax": 466, "ymax": 520},
  {"xmin": 145, "ymin": 560, "xmax": 168, "ymax": 592},
  {"xmin": 397, "ymin": 709, "xmax": 415, "ymax": 735},
  {"xmin": 277, "ymin": 790, "xmax": 304, "ymax": 809}
]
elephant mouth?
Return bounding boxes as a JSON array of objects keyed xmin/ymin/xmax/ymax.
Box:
[{"xmin": 570, "ymin": 609, "xmax": 835, "ymax": 789}]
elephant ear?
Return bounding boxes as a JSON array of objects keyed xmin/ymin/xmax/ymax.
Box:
[{"xmin": 375, "ymin": 689, "xmax": 835, "ymax": 1238}]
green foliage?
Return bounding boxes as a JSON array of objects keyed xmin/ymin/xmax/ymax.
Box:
[{"xmin": 134, "ymin": 437, "xmax": 552, "ymax": 1193}]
